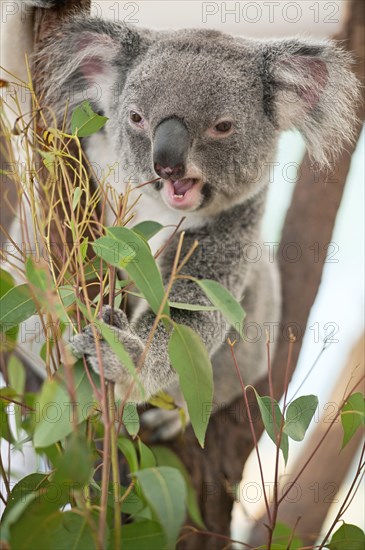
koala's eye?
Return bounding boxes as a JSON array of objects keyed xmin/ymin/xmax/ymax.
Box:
[
  {"xmin": 214, "ymin": 121, "xmax": 232, "ymax": 133},
  {"xmin": 130, "ymin": 110, "xmax": 144, "ymax": 126},
  {"xmin": 207, "ymin": 119, "xmax": 234, "ymax": 138}
]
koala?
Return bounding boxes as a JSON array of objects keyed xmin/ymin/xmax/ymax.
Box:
[{"xmin": 3, "ymin": 1, "xmax": 359, "ymax": 438}]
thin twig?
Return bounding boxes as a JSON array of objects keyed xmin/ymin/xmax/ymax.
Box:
[
  {"xmin": 268, "ymin": 332, "xmax": 296, "ymax": 545},
  {"xmin": 0, "ymin": 451, "xmax": 10, "ymax": 495},
  {"xmin": 178, "ymin": 525, "xmax": 254, "ymax": 548},
  {"xmin": 318, "ymin": 441, "xmax": 365, "ymax": 549},
  {"xmin": 227, "ymin": 339, "xmax": 272, "ymax": 524},
  {"xmin": 108, "ymin": 383, "xmax": 122, "ymax": 549}
]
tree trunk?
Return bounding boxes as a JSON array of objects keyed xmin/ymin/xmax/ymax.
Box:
[{"xmin": 32, "ymin": 0, "xmax": 94, "ymax": 280}]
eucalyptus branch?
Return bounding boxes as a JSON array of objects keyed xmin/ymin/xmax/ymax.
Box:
[
  {"xmin": 267, "ymin": 333, "xmax": 295, "ymax": 546},
  {"xmin": 108, "ymin": 382, "xmax": 122, "ymax": 550},
  {"xmin": 227, "ymin": 338, "xmax": 272, "ymax": 524}
]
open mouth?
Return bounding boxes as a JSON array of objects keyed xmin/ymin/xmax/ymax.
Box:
[
  {"xmin": 171, "ymin": 178, "xmax": 197, "ymax": 198},
  {"xmin": 162, "ymin": 178, "xmax": 204, "ymax": 210}
]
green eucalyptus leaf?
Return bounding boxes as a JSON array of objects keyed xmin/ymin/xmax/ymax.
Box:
[
  {"xmin": 119, "ymin": 487, "xmax": 145, "ymax": 517},
  {"xmin": 196, "ymin": 278, "xmax": 245, "ymax": 336},
  {"xmin": 168, "ymin": 323, "xmax": 213, "ymax": 447},
  {"xmin": 152, "ymin": 446, "xmax": 205, "ymax": 529},
  {"xmin": 102, "ymin": 482, "xmax": 145, "ymax": 520},
  {"xmin": 117, "ymin": 520, "xmax": 167, "ymax": 550},
  {"xmin": 0, "ymin": 267, "xmax": 15, "ymax": 297},
  {"xmin": 72, "ymin": 187, "xmax": 82, "ymax": 211},
  {"xmin": 7, "ymin": 354, "xmax": 26, "ymax": 438},
  {"xmin": 33, "ymin": 362, "xmax": 97, "ymax": 448},
  {"xmin": 25, "ymin": 257, "xmax": 49, "ymax": 292},
  {"xmin": 0, "ymin": 267, "xmax": 18, "ymax": 350},
  {"xmin": 328, "ymin": 523, "xmax": 365, "ymax": 550},
  {"xmin": 132, "ymin": 221, "xmax": 164, "ymax": 241},
  {"xmin": 80, "ymin": 237, "xmax": 89, "ymax": 261},
  {"xmin": 25, "ymin": 259, "xmax": 72, "ymax": 323},
  {"xmin": 122, "ymin": 401, "xmax": 140, "ymax": 437},
  {"xmin": 3, "ymin": 473, "xmax": 71, "ymax": 545},
  {"xmin": 1, "ymin": 492, "xmax": 38, "ymax": 542},
  {"xmin": 118, "ymin": 436, "xmax": 139, "ymax": 473},
  {"xmin": 148, "ymin": 391, "xmax": 177, "ymax": 411},
  {"xmin": 41, "ymin": 151, "xmax": 56, "ymax": 175},
  {"xmin": 134, "ymin": 466, "xmax": 186, "ymax": 550},
  {"xmin": 52, "ymin": 433, "xmax": 93, "ymax": 487},
  {"xmin": 0, "ymin": 387, "xmax": 17, "ymax": 443},
  {"xmin": 0, "ymin": 284, "xmax": 37, "ymax": 331},
  {"xmin": 83, "ymin": 257, "xmax": 108, "ymax": 281},
  {"xmin": 58, "ymin": 286, "xmax": 76, "ymax": 309},
  {"xmin": 169, "ymin": 301, "xmax": 216, "ymax": 312},
  {"xmin": 92, "ymin": 236, "xmax": 136, "ymax": 268},
  {"xmin": 341, "ymin": 392, "xmax": 365, "ymax": 449},
  {"xmin": 107, "ymin": 227, "xmax": 169, "ymax": 318},
  {"xmin": 0, "ymin": 270, "xmax": 19, "ymax": 350},
  {"xmin": 2, "ymin": 473, "xmax": 51, "ymax": 522},
  {"xmin": 10, "ymin": 510, "xmax": 100, "ymax": 550},
  {"xmin": 272, "ymin": 521, "xmax": 303, "ymax": 549},
  {"xmin": 254, "ymin": 390, "xmax": 289, "ymax": 465},
  {"xmin": 137, "ymin": 438, "xmax": 156, "ymax": 469},
  {"xmin": 283, "ymin": 395, "xmax": 318, "ymax": 441},
  {"xmin": 52, "ymin": 512, "xmax": 100, "ymax": 549},
  {"xmin": 71, "ymin": 101, "xmax": 108, "ymax": 137}
]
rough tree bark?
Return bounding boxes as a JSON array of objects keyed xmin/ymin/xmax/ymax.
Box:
[
  {"xmin": 31, "ymin": 1, "xmax": 364, "ymax": 548},
  {"xmin": 0, "ymin": 128, "xmax": 18, "ymax": 249},
  {"xmin": 32, "ymin": 0, "xmax": 94, "ymax": 279},
  {"xmin": 33, "ymin": 0, "xmax": 91, "ymax": 41}
]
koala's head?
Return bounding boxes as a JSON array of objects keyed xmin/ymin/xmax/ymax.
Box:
[{"xmin": 37, "ymin": 17, "xmax": 359, "ymax": 216}]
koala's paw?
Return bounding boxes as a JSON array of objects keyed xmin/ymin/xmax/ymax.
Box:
[
  {"xmin": 140, "ymin": 406, "xmax": 190, "ymax": 441},
  {"xmin": 71, "ymin": 306, "xmax": 144, "ymax": 400}
]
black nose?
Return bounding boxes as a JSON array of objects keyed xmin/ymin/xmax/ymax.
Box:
[
  {"xmin": 153, "ymin": 117, "xmax": 189, "ymax": 180},
  {"xmin": 154, "ymin": 162, "xmax": 184, "ymax": 180}
]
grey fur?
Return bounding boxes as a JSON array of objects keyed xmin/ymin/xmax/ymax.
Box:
[
  {"xmin": 24, "ymin": 0, "xmax": 61, "ymax": 6},
  {"xmin": 21, "ymin": 2, "xmax": 360, "ymax": 414}
]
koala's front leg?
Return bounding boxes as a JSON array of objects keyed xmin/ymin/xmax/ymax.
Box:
[
  {"xmin": 72, "ymin": 306, "xmax": 187, "ymax": 438},
  {"xmin": 71, "ymin": 306, "xmax": 165, "ymax": 402}
]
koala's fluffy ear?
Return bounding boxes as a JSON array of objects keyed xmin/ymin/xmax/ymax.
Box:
[
  {"xmin": 34, "ymin": 15, "xmax": 153, "ymax": 117},
  {"xmin": 263, "ymin": 39, "xmax": 360, "ymax": 165}
]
